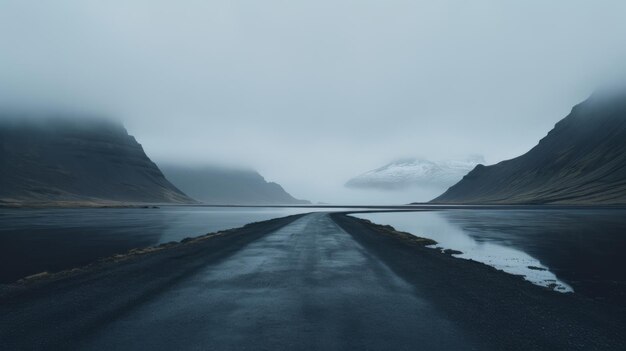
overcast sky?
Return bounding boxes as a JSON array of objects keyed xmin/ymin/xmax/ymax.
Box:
[{"xmin": 2, "ymin": 1, "xmax": 626, "ymax": 203}]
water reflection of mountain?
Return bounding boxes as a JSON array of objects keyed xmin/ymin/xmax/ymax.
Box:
[
  {"xmin": 441, "ymin": 210, "xmax": 626, "ymax": 304},
  {"xmin": 0, "ymin": 209, "xmax": 165, "ymax": 283},
  {"xmin": 0, "ymin": 206, "xmax": 325, "ymax": 284}
]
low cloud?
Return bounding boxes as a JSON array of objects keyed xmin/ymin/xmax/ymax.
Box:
[{"xmin": 1, "ymin": 1, "xmax": 626, "ymax": 203}]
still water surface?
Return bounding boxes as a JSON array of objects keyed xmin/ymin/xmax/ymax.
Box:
[
  {"xmin": 0, "ymin": 206, "xmax": 345, "ymax": 283},
  {"xmin": 4, "ymin": 206, "xmax": 626, "ymax": 306},
  {"xmin": 354, "ymin": 209, "xmax": 626, "ymax": 303}
]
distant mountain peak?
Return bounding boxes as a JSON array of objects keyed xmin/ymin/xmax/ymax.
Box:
[
  {"xmin": 160, "ymin": 164, "xmax": 310, "ymax": 205},
  {"xmin": 346, "ymin": 156, "xmax": 483, "ymax": 191}
]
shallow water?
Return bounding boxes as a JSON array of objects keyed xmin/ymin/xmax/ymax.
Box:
[
  {"xmin": 353, "ymin": 209, "xmax": 626, "ymax": 302},
  {"xmin": 0, "ymin": 206, "xmax": 348, "ymax": 283}
]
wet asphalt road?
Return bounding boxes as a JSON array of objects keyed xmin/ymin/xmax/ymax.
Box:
[
  {"xmin": 3, "ymin": 212, "xmax": 625, "ymax": 350},
  {"xmin": 75, "ymin": 213, "xmax": 474, "ymax": 350}
]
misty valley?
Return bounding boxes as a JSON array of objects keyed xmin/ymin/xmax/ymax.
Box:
[
  {"xmin": 2, "ymin": 1, "xmax": 626, "ymax": 350},
  {"xmin": 2, "ymin": 69, "xmax": 626, "ymax": 351},
  {"xmin": 3, "ymin": 65, "xmax": 626, "ymax": 351}
]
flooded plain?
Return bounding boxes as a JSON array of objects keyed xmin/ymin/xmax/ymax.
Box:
[
  {"xmin": 353, "ymin": 209, "xmax": 626, "ymax": 303},
  {"xmin": 0, "ymin": 206, "xmax": 348, "ymax": 283}
]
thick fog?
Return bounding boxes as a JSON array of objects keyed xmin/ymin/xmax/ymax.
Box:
[{"xmin": 2, "ymin": 1, "xmax": 626, "ymax": 204}]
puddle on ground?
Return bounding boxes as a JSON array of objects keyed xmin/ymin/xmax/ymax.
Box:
[{"xmin": 352, "ymin": 212, "xmax": 573, "ymax": 293}]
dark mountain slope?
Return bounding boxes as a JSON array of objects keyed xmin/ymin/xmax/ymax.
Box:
[
  {"xmin": 0, "ymin": 117, "xmax": 193, "ymax": 206},
  {"xmin": 432, "ymin": 93, "xmax": 626, "ymax": 204},
  {"xmin": 161, "ymin": 165, "xmax": 310, "ymax": 205}
]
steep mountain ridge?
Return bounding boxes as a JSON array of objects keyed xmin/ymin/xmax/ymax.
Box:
[
  {"xmin": 432, "ymin": 93, "xmax": 626, "ymax": 204},
  {"xmin": 0, "ymin": 117, "xmax": 193, "ymax": 205}
]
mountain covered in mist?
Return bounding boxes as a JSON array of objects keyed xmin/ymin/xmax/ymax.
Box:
[
  {"xmin": 346, "ymin": 157, "xmax": 483, "ymax": 191},
  {"xmin": 161, "ymin": 165, "xmax": 310, "ymax": 205},
  {"xmin": 432, "ymin": 93, "xmax": 626, "ymax": 204},
  {"xmin": 0, "ymin": 117, "xmax": 193, "ymax": 206}
]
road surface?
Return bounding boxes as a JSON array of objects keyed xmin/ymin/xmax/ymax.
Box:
[
  {"xmin": 1, "ymin": 212, "xmax": 624, "ymax": 350},
  {"xmin": 77, "ymin": 213, "xmax": 474, "ymax": 350}
]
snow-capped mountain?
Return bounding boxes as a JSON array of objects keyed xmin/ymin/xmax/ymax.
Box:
[{"xmin": 346, "ymin": 156, "xmax": 484, "ymax": 191}]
